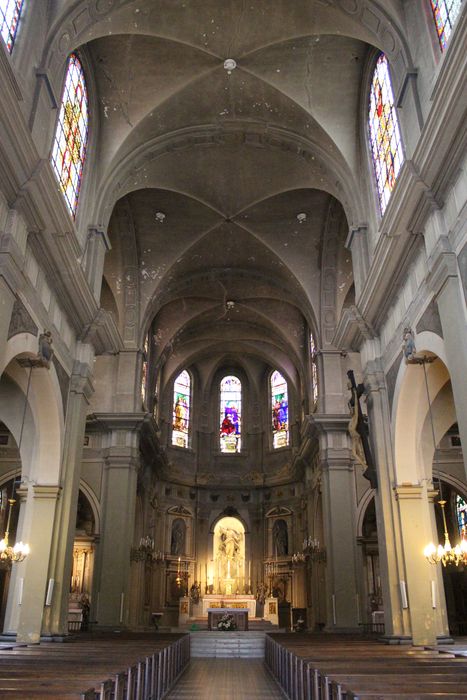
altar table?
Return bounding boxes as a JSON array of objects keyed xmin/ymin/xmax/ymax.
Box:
[{"xmin": 208, "ymin": 608, "xmax": 248, "ymax": 631}]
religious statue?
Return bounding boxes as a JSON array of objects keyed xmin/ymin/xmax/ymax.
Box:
[
  {"xmin": 347, "ymin": 370, "xmax": 378, "ymax": 489},
  {"xmin": 189, "ymin": 581, "xmax": 200, "ymax": 604},
  {"xmin": 37, "ymin": 329, "xmax": 54, "ymax": 368},
  {"xmin": 170, "ymin": 518, "xmax": 185, "ymax": 556},
  {"xmin": 218, "ymin": 527, "xmax": 241, "ymax": 560},
  {"xmin": 273, "ymin": 519, "xmax": 288, "ymax": 556},
  {"xmin": 402, "ymin": 327, "xmax": 416, "ymax": 363},
  {"xmin": 255, "ymin": 582, "xmax": 268, "ymax": 605}
]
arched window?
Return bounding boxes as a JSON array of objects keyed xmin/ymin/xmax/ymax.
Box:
[
  {"xmin": 271, "ymin": 370, "xmax": 289, "ymax": 448},
  {"xmin": 310, "ymin": 333, "xmax": 319, "ymax": 406},
  {"xmin": 368, "ymin": 53, "xmax": 404, "ymax": 216},
  {"xmin": 172, "ymin": 370, "xmax": 191, "ymax": 448},
  {"xmin": 0, "ymin": 0, "xmax": 24, "ymax": 53},
  {"xmin": 219, "ymin": 375, "xmax": 241, "ymax": 453},
  {"xmin": 430, "ymin": 0, "xmax": 463, "ymax": 50},
  {"xmin": 50, "ymin": 53, "xmax": 89, "ymax": 218}
]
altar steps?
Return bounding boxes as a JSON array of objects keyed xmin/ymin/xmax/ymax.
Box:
[{"xmin": 190, "ymin": 631, "xmax": 266, "ymax": 658}]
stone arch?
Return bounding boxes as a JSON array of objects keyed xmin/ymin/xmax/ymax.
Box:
[{"xmin": 393, "ymin": 331, "xmax": 451, "ymax": 485}]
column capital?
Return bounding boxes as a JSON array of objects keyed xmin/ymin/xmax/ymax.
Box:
[
  {"xmin": 426, "ymin": 236, "xmax": 459, "ymax": 298},
  {"xmin": 70, "ymin": 360, "xmax": 94, "ymax": 401},
  {"xmin": 394, "ymin": 484, "xmax": 423, "ymax": 500}
]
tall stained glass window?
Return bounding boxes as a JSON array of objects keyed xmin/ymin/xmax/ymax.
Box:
[
  {"xmin": 271, "ymin": 370, "xmax": 289, "ymax": 448},
  {"xmin": 368, "ymin": 54, "xmax": 404, "ymax": 215},
  {"xmin": 141, "ymin": 335, "xmax": 149, "ymax": 409},
  {"xmin": 0, "ymin": 0, "xmax": 24, "ymax": 53},
  {"xmin": 456, "ymin": 494, "xmax": 467, "ymax": 536},
  {"xmin": 50, "ymin": 53, "xmax": 89, "ymax": 218},
  {"xmin": 310, "ymin": 333, "xmax": 319, "ymax": 406},
  {"xmin": 220, "ymin": 376, "xmax": 241, "ymax": 453},
  {"xmin": 430, "ymin": 0, "xmax": 463, "ymax": 50},
  {"xmin": 172, "ymin": 370, "xmax": 191, "ymax": 448}
]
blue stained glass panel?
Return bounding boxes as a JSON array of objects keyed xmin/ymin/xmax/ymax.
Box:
[
  {"xmin": 220, "ymin": 376, "xmax": 241, "ymax": 453},
  {"xmin": 456, "ymin": 494, "xmax": 467, "ymax": 536},
  {"xmin": 271, "ymin": 370, "xmax": 289, "ymax": 448}
]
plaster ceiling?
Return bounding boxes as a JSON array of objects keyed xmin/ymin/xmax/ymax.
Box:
[{"xmin": 60, "ymin": 0, "xmax": 389, "ymax": 391}]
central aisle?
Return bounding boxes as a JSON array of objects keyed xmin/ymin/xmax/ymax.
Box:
[{"xmin": 166, "ymin": 658, "xmax": 285, "ymax": 699}]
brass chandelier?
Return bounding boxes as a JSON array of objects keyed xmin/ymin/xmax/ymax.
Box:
[
  {"xmin": 0, "ymin": 361, "xmax": 33, "ymax": 567},
  {"xmin": 417, "ymin": 356, "xmax": 467, "ymax": 567}
]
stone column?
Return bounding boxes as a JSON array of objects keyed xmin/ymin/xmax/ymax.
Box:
[
  {"xmin": 93, "ymin": 415, "xmax": 144, "ymax": 628},
  {"xmin": 309, "ymin": 415, "xmax": 360, "ymax": 632},
  {"xmin": 14, "ymin": 485, "xmax": 61, "ymax": 644},
  {"xmin": 364, "ymin": 362, "xmax": 408, "ymax": 641},
  {"xmin": 41, "ymin": 356, "xmax": 94, "ymax": 637},
  {"xmin": 427, "ymin": 237, "xmax": 467, "ymax": 477}
]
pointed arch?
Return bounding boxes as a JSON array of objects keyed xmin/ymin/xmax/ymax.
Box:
[
  {"xmin": 368, "ymin": 53, "xmax": 404, "ymax": 216},
  {"xmin": 50, "ymin": 52, "xmax": 89, "ymax": 218}
]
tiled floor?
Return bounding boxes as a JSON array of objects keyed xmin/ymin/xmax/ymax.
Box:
[{"xmin": 166, "ymin": 658, "xmax": 285, "ymax": 699}]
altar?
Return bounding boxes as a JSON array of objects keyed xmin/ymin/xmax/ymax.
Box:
[
  {"xmin": 208, "ymin": 608, "xmax": 248, "ymax": 631},
  {"xmin": 201, "ymin": 594, "xmax": 256, "ymax": 619}
]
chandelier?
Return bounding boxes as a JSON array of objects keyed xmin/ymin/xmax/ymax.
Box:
[
  {"xmin": 415, "ymin": 355, "xmax": 467, "ymax": 567},
  {"xmin": 292, "ymin": 536, "xmax": 326, "ymax": 565},
  {"xmin": 0, "ymin": 360, "xmax": 34, "ymax": 567},
  {"xmin": 424, "ymin": 500, "xmax": 467, "ymax": 566},
  {"xmin": 130, "ymin": 536, "xmax": 164, "ymax": 564},
  {"xmin": 0, "ymin": 498, "xmax": 29, "ymax": 564}
]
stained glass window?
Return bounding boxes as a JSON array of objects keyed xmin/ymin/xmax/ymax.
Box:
[
  {"xmin": 220, "ymin": 376, "xmax": 241, "ymax": 453},
  {"xmin": 0, "ymin": 0, "xmax": 24, "ymax": 53},
  {"xmin": 50, "ymin": 53, "xmax": 89, "ymax": 218},
  {"xmin": 456, "ymin": 494, "xmax": 467, "ymax": 536},
  {"xmin": 141, "ymin": 335, "xmax": 149, "ymax": 409},
  {"xmin": 368, "ymin": 54, "xmax": 404, "ymax": 215},
  {"xmin": 310, "ymin": 333, "xmax": 318, "ymax": 406},
  {"xmin": 172, "ymin": 370, "xmax": 191, "ymax": 448},
  {"xmin": 271, "ymin": 370, "xmax": 289, "ymax": 448},
  {"xmin": 430, "ymin": 0, "xmax": 463, "ymax": 50}
]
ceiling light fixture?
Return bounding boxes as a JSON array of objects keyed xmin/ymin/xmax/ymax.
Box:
[
  {"xmin": 223, "ymin": 58, "xmax": 237, "ymax": 74},
  {"xmin": 155, "ymin": 212, "xmax": 166, "ymax": 223},
  {"xmin": 296, "ymin": 213, "xmax": 307, "ymax": 224}
]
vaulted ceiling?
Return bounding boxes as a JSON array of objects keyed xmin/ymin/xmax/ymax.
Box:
[{"xmin": 48, "ymin": 0, "xmax": 408, "ymax": 392}]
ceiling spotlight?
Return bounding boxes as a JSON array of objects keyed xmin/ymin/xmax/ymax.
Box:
[
  {"xmin": 226, "ymin": 300, "xmax": 235, "ymax": 310},
  {"xmin": 155, "ymin": 211, "xmax": 166, "ymax": 223},
  {"xmin": 296, "ymin": 212, "xmax": 307, "ymax": 224},
  {"xmin": 224, "ymin": 58, "xmax": 237, "ymax": 74}
]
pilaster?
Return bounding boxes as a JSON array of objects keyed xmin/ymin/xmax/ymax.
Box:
[
  {"xmin": 426, "ymin": 237, "xmax": 467, "ymax": 477},
  {"xmin": 308, "ymin": 414, "xmax": 360, "ymax": 632},
  {"xmin": 41, "ymin": 360, "xmax": 94, "ymax": 637}
]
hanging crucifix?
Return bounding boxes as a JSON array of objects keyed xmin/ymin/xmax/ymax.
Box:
[{"xmin": 347, "ymin": 370, "xmax": 378, "ymax": 489}]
